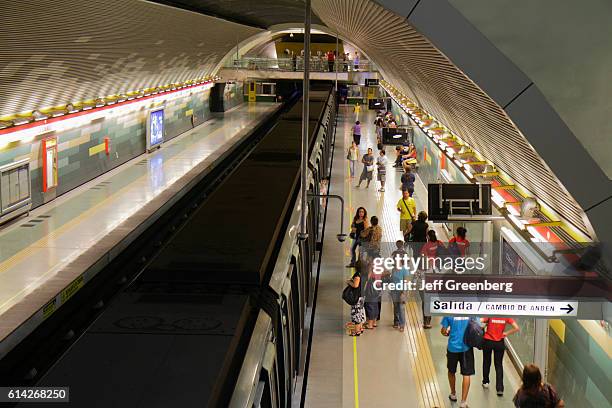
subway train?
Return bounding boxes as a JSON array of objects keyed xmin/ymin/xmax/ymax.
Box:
[{"xmin": 21, "ymin": 85, "xmax": 336, "ymax": 408}]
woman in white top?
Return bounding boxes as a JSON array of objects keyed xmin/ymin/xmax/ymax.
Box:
[{"xmin": 347, "ymin": 141, "xmax": 359, "ymax": 178}]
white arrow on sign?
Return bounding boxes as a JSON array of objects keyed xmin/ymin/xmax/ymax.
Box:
[{"xmin": 430, "ymin": 299, "xmax": 579, "ymax": 317}]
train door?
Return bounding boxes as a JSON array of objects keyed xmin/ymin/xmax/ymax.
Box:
[
  {"xmin": 253, "ymin": 343, "xmax": 279, "ymax": 408},
  {"xmin": 274, "ymin": 304, "xmax": 290, "ymax": 408}
]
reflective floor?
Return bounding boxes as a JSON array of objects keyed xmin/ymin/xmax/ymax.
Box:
[
  {"xmin": 305, "ymin": 106, "xmax": 520, "ymax": 407},
  {"xmin": 0, "ymin": 103, "xmax": 278, "ymax": 346}
]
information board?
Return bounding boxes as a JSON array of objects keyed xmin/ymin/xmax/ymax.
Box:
[
  {"xmin": 429, "ymin": 298, "xmax": 578, "ymax": 318},
  {"xmin": 146, "ymin": 107, "xmax": 164, "ymax": 151}
]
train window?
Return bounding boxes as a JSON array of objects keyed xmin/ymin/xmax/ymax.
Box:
[
  {"xmin": 290, "ymin": 269, "xmax": 303, "ymax": 375},
  {"xmin": 274, "ymin": 307, "xmax": 289, "ymax": 407},
  {"xmin": 281, "ymin": 294, "xmax": 296, "ymax": 388}
]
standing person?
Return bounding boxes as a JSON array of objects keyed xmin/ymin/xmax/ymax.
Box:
[
  {"xmin": 352, "ymin": 120, "xmax": 361, "ymax": 145},
  {"xmin": 376, "ymin": 150, "xmax": 388, "ymax": 192},
  {"xmin": 327, "ymin": 50, "xmax": 335, "ymax": 72},
  {"xmin": 346, "ymin": 265, "xmax": 365, "ymax": 336},
  {"xmin": 354, "ymin": 51, "xmax": 360, "ymax": 71},
  {"xmin": 347, "ymin": 207, "xmax": 368, "ymax": 268},
  {"xmin": 292, "ymin": 52, "xmax": 297, "ymax": 71},
  {"xmin": 418, "ymin": 229, "xmax": 444, "ymax": 328},
  {"xmin": 390, "ymin": 240, "xmax": 409, "ymax": 332},
  {"xmin": 353, "ymin": 103, "xmax": 361, "ymax": 119},
  {"xmin": 356, "ymin": 148, "xmax": 374, "ymax": 188},
  {"xmin": 408, "ymin": 211, "xmax": 429, "ymax": 255},
  {"xmin": 360, "ymin": 216, "xmax": 382, "ymax": 260},
  {"xmin": 341, "ymin": 52, "xmax": 348, "ymax": 72},
  {"xmin": 481, "ymin": 317, "xmax": 520, "ymax": 396},
  {"xmin": 363, "ymin": 258, "xmax": 381, "ymax": 330},
  {"xmin": 449, "ymin": 226, "xmax": 470, "ymax": 256},
  {"xmin": 397, "ymin": 189, "xmax": 416, "ymax": 238},
  {"xmin": 347, "ymin": 141, "xmax": 359, "ymax": 178},
  {"xmin": 441, "ymin": 316, "xmax": 476, "ymax": 408},
  {"xmin": 361, "ymin": 216, "xmax": 383, "ymax": 324},
  {"xmin": 401, "ymin": 166, "xmax": 416, "ymax": 196},
  {"xmin": 513, "ymin": 364, "xmax": 565, "ymax": 407}
]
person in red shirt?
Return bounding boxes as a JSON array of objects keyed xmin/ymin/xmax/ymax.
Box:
[
  {"xmin": 418, "ymin": 230, "xmax": 444, "ymax": 328},
  {"xmin": 480, "ymin": 317, "xmax": 520, "ymax": 396},
  {"xmin": 326, "ymin": 50, "xmax": 336, "ymax": 72},
  {"xmin": 420, "ymin": 230, "xmax": 443, "ymax": 261},
  {"xmin": 449, "ymin": 226, "xmax": 470, "ymax": 256}
]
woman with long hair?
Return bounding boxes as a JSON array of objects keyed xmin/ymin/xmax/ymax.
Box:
[
  {"xmin": 513, "ymin": 364, "xmax": 565, "ymax": 407},
  {"xmin": 347, "ymin": 207, "xmax": 368, "ymax": 267}
]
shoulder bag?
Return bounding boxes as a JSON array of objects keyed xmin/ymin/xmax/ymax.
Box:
[{"xmin": 402, "ymin": 199, "xmax": 414, "ymax": 234}]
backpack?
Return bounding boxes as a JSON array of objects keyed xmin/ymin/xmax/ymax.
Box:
[
  {"xmin": 448, "ymin": 241, "xmax": 461, "ymax": 258},
  {"xmin": 435, "ymin": 242, "xmax": 450, "ymax": 259},
  {"xmin": 463, "ymin": 318, "xmax": 484, "ymax": 349},
  {"xmin": 342, "ymin": 284, "xmax": 360, "ymax": 306}
]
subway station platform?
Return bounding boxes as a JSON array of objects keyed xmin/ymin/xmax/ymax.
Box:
[
  {"xmin": 304, "ymin": 107, "xmax": 521, "ymax": 408},
  {"xmin": 0, "ymin": 103, "xmax": 278, "ymax": 356}
]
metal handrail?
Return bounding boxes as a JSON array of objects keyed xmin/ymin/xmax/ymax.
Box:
[{"xmin": 228, "ymin": 57, "xmax": 377, "ymax": 73}]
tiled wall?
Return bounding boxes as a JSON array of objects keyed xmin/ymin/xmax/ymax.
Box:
[{"xmin": 0, "ymin": 83, "xmax": 243, "ymax": 210}]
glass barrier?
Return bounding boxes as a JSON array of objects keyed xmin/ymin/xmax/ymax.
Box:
[{"xmin": 229, "ymin": 58, "xmax": 377, "ymax": 73}]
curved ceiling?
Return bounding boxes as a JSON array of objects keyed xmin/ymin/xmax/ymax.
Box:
[
  {"xmin": 312, "ymin": 0, "xmax": 596, "ymax": 237},
  {"xmin": 0, "ymin": 0, "xmax": 261, "ymax": 118}
]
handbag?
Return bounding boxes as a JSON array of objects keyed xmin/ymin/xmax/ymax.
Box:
[
  {"xmin": 366, "ymin": 165, "xmax": 374, "ymax": 172},
  {"xmin": 402, "ymin": 199, "xmax": 414, "ymax": 234},
  {"xmin": 342, "ymin": 284, "xmax": 360, "ymax": 306}
]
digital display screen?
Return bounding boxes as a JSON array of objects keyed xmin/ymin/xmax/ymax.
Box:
[{"xmin": 149, "ymin": 109, "xmax": 164, "ymax": 148}]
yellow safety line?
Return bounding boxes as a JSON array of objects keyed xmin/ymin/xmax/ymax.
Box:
[
  {"xmin": 404, "ymin": 299, "xmax": 445, "ymax": 407},
  {"xmin": 353, "ymin": 335, "xmax": 360, "ymax": 408}
]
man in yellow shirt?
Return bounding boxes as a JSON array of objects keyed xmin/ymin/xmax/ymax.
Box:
[{"xmin": 397, "ymin": 189, "xmax": 416, "ymax": 234}]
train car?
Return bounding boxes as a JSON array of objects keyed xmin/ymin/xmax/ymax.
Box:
[{"xmin": 22, "ymin": 86, "xmax": 336, "ymax": 408}]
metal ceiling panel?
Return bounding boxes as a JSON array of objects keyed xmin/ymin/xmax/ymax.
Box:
[
  {"xmin": 312, "ymin": 0, "xmax": 592, "ymax": 236},
  {"xmin": 0, "ymin": 0, "xmax": 261, "ymax": 117}
]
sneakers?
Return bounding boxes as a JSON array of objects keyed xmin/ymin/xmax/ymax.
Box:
[
  {"xmin": 497, "ymin": 391, "xmax": 504, "ymax": 397},
  {"xmin": 482, "ymin": 382, "xmax": 490, "ymax": 389},
  {"xmin": 459, "ymin": 401, "xmax": 468, "ymax": 408},
  {"xmin": 449, "ymin": 394, "xmax": 457, "ymax": 402}
]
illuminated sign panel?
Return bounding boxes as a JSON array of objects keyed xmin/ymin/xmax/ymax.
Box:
[{"xmin": 146, "ymin": 107, "xmax": 164, "ymax": 151}]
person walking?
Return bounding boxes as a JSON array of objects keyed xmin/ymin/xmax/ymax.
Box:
[
  {"xmin": 441, "ymin": 316, "xmax": 476, "ymax": 408},
  {"xmin": 376, "ymin": 149, "xmax": 388, "ymax": 192},
  {"xmin": 401, "ymin": 166, "xmax": 416, "ymax": 196},
  {"xmin": 352, "ymin": 120, "xmax": 362, "ymax": 145},
  {"xmin": 356, "ymin": 148, "xmax": 374, "ymax": 188},
  {"xmin": 347, "ymin": 141, "xmax": 359, "ymax": 178},
  {"xmin": 481, "ymin": 317, "xmax": 520, "ymax": 396},
  {"xmin": 513, "ymin": 364, "xmax": 565, "ymax": 407},
  {"xmin": 347, "ymin": 207, "xmax": 368, "ymax": 267},
  {"xmin": 397, "ymin": 189, "xmax": 416, "ymax": 238},
  {"xmin": 354, "ymin": 51, "xmax": 360, "ymax": 71}
]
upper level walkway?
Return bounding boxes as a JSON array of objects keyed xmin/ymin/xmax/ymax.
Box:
[
  {"xmin": 304, "ymin": 106, "xmax": 521, "ymax": 408},
  {"xmin": 218, "ymin": 57, "xmax": 379, "ymax": 82},
  {"xmin": 0, "ymin": 103, "xmax": 279, "ymax": 357}
]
